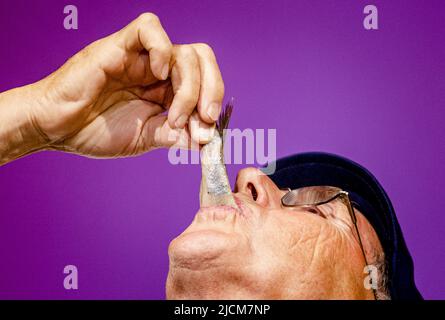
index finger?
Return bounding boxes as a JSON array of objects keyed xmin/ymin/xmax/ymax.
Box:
[
  {"xmin": 118, "ymin": 13, "xmax": 173, "ymax": 80},
  {"xmin": 193, "ymin": 43, "xmax": 225, "ymax": 124}
]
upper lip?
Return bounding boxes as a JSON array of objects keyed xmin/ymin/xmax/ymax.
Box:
[{"xmin": 232, "ymin": 194, "xmax": 255, "ymax": 216}]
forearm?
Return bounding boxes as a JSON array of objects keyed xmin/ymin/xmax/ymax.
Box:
[{"xmin": 0, "ymin": 84, "xmax": 47, "ymax": 165}]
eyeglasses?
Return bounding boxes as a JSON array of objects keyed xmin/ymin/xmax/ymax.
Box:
[{"xmin": 281, "ymin": 186, "xmax": 377, "ymax": 300}]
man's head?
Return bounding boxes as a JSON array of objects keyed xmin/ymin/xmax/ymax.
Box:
[{"xmin": 167, "ymin": 167, "xmax": 388, "ymax": 299}]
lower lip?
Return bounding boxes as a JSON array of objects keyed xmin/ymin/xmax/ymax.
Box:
[
  {"xmin": 199, "ymin": 205, "xmax": 238, "ymax": 219},
  {"xmin": 197, "ymin": 196, "xmax": 250, "ymax": 220}
]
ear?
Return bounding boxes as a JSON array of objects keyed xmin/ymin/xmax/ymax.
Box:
[{"xmin": 355, "ymin": 210, "xmax": 384, "ymax": 264}]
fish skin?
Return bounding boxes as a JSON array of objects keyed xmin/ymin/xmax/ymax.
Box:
[{"xmin": 199, "ymin": 101, "xmax": 237, "ymax": 209}]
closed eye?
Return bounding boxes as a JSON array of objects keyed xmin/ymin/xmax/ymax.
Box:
[{"xmin": 304, "ymin": 207, "xmax": 327, "ymax": 218}]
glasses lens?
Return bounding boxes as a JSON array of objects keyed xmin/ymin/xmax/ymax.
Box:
[{"xmin": 281, "ymin": 186, "xmax": 342, "ymax": 206}]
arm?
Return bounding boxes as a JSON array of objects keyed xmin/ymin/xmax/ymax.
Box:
[
  {"xmin": 0, "ymin": 13, "xmax": 224, "ymax": 166},
  {"xmin": 0, "ymin": 84, "xmax": 48, "ymax": 165}
]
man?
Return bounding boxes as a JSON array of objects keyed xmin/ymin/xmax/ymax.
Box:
[
  {"xmin": 167, "ymin": 152, "xmax": 422, "ymax": 300},
  {"xmin": 0, "ymin": 14, "xmax": 421, "ymax": 300}
]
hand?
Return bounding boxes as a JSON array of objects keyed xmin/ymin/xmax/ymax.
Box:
[{"xmin": 29, "ymin": 13, "xmax": 224, "ymax": 158}]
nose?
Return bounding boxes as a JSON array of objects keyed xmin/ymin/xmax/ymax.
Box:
[{"xmin": 234, "ymin": 167, "xmax": 282, "ymax": 208}]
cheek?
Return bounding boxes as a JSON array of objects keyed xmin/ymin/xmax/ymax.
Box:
[
  {"xmin": 254, "ymin": 215, "xmax": 353, "ymax": 272},
  {"xmin": 303, "ymin": 223, "xmax": 366, "ymax": 288},
  {"xmin": 247, "ymin": 216, "xmax": 320, "ymax": 270},
  {"xmin": 239, "ymin": 219, "xmax": 332, "ymax": 294}
]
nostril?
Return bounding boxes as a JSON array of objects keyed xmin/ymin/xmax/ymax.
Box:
[{"xmin": 247, "ymin": 183, "xmax": 258, "ymax": 201}]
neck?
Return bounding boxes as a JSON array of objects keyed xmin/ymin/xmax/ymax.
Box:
[{"xmin": 166, "ymin": 267, "xmax": 374, "ymax": 300}]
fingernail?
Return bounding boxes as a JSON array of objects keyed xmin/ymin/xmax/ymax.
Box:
[
  {"xmin": 175, "ymin": 114, "xmax": 189, "ymax": 129},
  {"xmin": 207, "ymin": 103, "xmax": 221, "ymax": 122},
  {"xmin": 161, "ymin": 64, "xmax": 169, "ymax": 80}
]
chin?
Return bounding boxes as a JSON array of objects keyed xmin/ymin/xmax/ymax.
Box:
[
  {"xmin": 168, "ymin": 227, "xmax": 240, "ymax": 271},
  {"xmin": 168, "ymin": 203, "xmax": 246, "ymax": 268},
  {"xmin": 166, "ymin": 228, "xmax": 244, "ymax": 300}
]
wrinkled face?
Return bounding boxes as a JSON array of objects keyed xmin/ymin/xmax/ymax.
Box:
[{"xmin": 167, "ymin": 168, "xmax": 383, "ymax": 299}]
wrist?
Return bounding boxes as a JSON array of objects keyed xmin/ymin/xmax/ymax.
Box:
[{"xmin": 0, "ymin": 83, "xmax": 50, "ymax": 165}]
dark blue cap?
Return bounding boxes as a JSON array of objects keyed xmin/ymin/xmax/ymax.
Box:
[{"xmin": 265, "ymin": 152, "xmax": 422, "ymax": 300}]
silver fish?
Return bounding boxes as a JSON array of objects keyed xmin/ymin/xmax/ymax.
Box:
[{"xmin": 199, "ymin": 101, "xmax": 238, "ymax": 209}]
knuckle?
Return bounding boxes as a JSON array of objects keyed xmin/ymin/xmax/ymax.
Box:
[
  {"xmin": 138, "ymin": 12, "xmax": 160, "ymax": 25},
  {"xmin": 194, "ymin": 42, "xmax": 213, "ymax": 53},
  {"xmin": 177, "ymin": 45, "xmax": 197, "ymax": 60},
  {"xmin": 159, "ymin": 42, "xmax": 173, "ymax": 54},
  {"xmin": 194, "ymin": 43, "xmax": 216, "ymax": 60}
]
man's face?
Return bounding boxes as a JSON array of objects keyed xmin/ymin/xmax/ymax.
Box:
[{"xmin": 167, "ymin": 168, "xmax": 382, "ymax": 299}]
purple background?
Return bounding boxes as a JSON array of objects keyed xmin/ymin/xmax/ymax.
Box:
[{"xmin": 0, "ymin": 0, "xmax": 444, "ymax": 299}]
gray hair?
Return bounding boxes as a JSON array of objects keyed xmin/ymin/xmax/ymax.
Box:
[{"xmin": 372, "ymin": 252, "xmax": 391, "ymax": 300}]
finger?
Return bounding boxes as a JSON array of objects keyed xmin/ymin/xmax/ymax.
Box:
[
  {"xmin": 168, "ymin": 45, "xmax": 201, "ymax": 129},
  {"xmin": 119, "ymin": 13, "xmax": 173, "ymax": 80},
  {"xmin": 129, "ymin": 81, "xmax": 173, "ymax": 108},
  {"xmin": 192, "ymin": 43, "xmax": 225, "ymax": 124},
  {"xmin": 143, "ymin": 114, "xmax": 198, "ymax": 150},
  {"xmin": 189, "ymin": 111, "xmax": 216, "ymax": 145}
]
